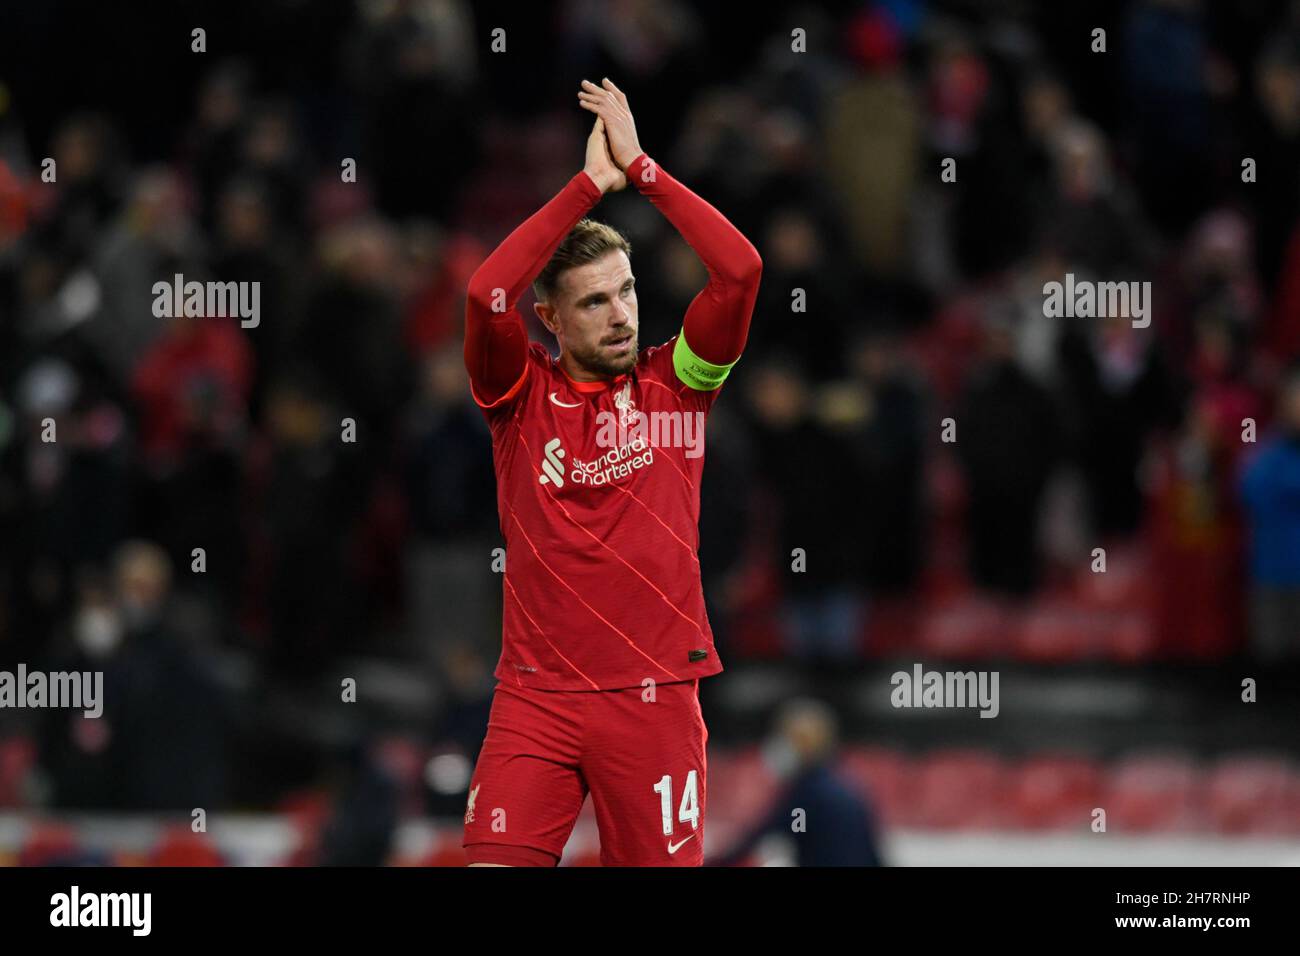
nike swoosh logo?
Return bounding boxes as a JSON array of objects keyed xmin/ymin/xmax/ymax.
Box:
[
  {"xmin": 549, "ymin": 392, "xmax": 582, "ymax": 408},
  {"xmin": 667, "ymin": 834, "xmax": 695, "ymax": 854}
]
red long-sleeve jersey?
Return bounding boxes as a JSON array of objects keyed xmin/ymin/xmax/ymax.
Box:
[{"xmin": 465, "ymin": 153, "xmax": 761, "ymax": 690}]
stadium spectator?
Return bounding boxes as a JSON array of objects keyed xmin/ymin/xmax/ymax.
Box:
[
  {"xmin": 35, "ymin": 542, "xmax": 231, "ymax": 810},
  {"xmin": 956, "ymin": 314, "xmax": 1060, "ymax": 596},
  {"xmin": 1059, "ymin": 314, "xmax": 1181, "ymax": 538},
  {"xmin": 846, "ymin": 328, "xmax": 927, "ymax": 596},
  {"xmin": 404, "ymin": 346, "xmax": 498, "ymax": 665},
  {"xmin": 1240, "ymin": 363, "xmax": 1300, "ymax": 662},
  {"xmin": 710, "ymin": 698, "xmax": 883, "ymax": 867},
  {"xmin": 244, "ymin": 371, "xmax": 370, "ymax": 679},
  {"xmin": 745, "ymin": 359, "xmax": 866, "ymax": 660}
]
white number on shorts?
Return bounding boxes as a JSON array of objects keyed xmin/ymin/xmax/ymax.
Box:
[{"xmin": 653, "ymin": 770, "xmax": 700, "ymax": 836}]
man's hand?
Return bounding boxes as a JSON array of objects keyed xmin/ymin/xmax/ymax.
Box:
[
  {"xmin": 578, "ymin": 78, "xmax": 643, "ymax": 170},
  {"xmin": 583, "ymin": 117, "xmax": 627, "ymax": 194}
]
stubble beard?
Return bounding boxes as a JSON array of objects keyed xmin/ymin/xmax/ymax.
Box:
[{"xmin": 573, "ymin": 333, "xmax": 639, "ymax": 379}]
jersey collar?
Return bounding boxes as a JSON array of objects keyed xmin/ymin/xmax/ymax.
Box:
[{"xmin": 555, "ymin": 358, "xmax": 629, "ymax": 394}]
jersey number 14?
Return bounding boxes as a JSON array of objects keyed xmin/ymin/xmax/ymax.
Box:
[{"xmin": 652, "ymin": 771, "xmax": 700, "ymax": 836}]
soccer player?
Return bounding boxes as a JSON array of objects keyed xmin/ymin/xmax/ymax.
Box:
[{"xmin": 461, "ymin": 78, "xmax": 762, "ymax": 866}]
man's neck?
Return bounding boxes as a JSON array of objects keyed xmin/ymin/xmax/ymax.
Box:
[{"xmin": 557, "ymin": 352, "xmax": 625, "ymax": 388}]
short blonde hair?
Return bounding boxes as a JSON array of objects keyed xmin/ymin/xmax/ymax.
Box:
[{"xmin": 533, "ymin": 218, "xmax": 631, "ymax": 303}]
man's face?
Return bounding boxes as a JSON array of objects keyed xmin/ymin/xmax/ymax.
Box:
[{"xmin": 540, "ymin": 250, "xmax": 638, "ymax": 378}]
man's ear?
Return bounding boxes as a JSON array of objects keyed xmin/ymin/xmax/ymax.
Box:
[{"xmin": 535, "ymin": 300, "xmax": 559, "ymax": 336}]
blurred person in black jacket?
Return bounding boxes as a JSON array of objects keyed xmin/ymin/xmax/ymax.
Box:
[
  {"xmin": 249, "ymin": 371, "xmax": 370, "ymax": 680},
  {"xmin": 847, "ymin": 328, "xmax": 926, "ymax": 596},
  {"xmin": 956, "ymin": 313, "xmax": 1060, "ymax": 595},
  {"xmin": 752, "ymin": 208, "xmax": 857, "ymax": 380},
  {"xmin": 1059, "ymin": 312, "xmax": 1181, "ymax": 539},
  {"xmin": 1, "ymin": 358, "xmax": 132, "ymax": 659},
  {"xmin": 210, "ymin": 176, "xmax": 301, "ymax": 418},
  {"xmin": 293, "ymin": 218, "xmax": 412, "ymax": 452},
  {"xmin": 746, "ymin": 359, "xmax": 867, "ymax": 660},
  {"xmin": 109, "ymin": 540, "xmax": 231, "ymax": 811},
  {"xmin": 710, "ymin": 698, "xmax": 883, "ymax": 867},
  {"xmin": 32, "ymin": 568, "xmax": 125, "ymax": 810},
  {"xmin": 316, "ymin": 736, "xmax": 399, "ymax": 867},
  {"xmin": 424, "ymin": 642, "xmax": 494, "ymax": 820},
  {"xmin": 404, "ymin": 346, "xmax": 498, "ymax": 665},
  {"xmin": 1245, "ymin": 41, "xmax": 1300, "ymax": 294},
  {"xmin": 36, "ymin": 541, "xmax": 230, "ymax": 811}
]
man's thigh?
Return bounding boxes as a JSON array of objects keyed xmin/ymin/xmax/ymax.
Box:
[
  {"xmin": 581, "ymin": 679, "xmax": 708, "ymax": 867},
  {"xmin": 463, "ymin": 683, "xmax": 589, "ymax": 866}
]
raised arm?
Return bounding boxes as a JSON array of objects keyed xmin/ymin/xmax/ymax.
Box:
[
  {"xmin": 464, "ymin": 119, "xmax": 625, "ymax": 406},
  {"xmin": 579, "ymin": 79, "xmax": 762, "ymax": 379}
]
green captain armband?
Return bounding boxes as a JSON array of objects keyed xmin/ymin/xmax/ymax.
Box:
[{"xmin": 673, "ymin": 330, "xmax": 739, "ymax": 391}]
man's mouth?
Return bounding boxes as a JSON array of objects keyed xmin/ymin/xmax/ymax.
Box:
[{"xmin": 605, "ymin": 334, "xmax": 634, "ymax": 353}]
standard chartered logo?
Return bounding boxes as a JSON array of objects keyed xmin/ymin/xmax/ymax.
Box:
[
  {"xmin": 572, "ymin": 436, "xmax": 654, "ymax": 486},
  {"xmin": 539, "ymin": 437, "xmax": 566, "ymax": 488},
  {"xmin": 537, "ymin": 434, "xmax": 656, "ymax": 490}
]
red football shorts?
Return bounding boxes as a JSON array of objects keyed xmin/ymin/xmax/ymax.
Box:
[{"xmin": 463, "ymin": 678, "xmax": 708, "ymax": 866}]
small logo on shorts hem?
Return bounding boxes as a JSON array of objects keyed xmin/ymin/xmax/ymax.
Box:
[{"xmin": 688, "ymin": 649, "xmax": 708, "ymax": 662}]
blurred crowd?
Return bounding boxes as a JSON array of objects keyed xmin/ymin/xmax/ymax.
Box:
[{"xmin": 1, "ymin": 0, "xmax": 1300, "ymax": 817}]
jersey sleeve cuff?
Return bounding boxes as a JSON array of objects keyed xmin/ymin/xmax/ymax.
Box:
[
  {"xmin": 575, "ymin": 170, "xmax": 605, "ymax": 204},
  {"xmin": 627, "ymin": 153, "xmax": 657, "ymax": 189},
  {"xmin": 471, "ymin": 361, "xmax": 530, "ymax": 409}
]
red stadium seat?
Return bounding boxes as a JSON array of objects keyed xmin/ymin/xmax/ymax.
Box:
[
  {"xmin": 276, "ymin": 796, "xmax": 329, "ymax": 866},
  {"xmin": 1014, "ymin": 602, "xmax": 1095, "ymax": 662},
  {"xmin": 150, "ymin": 827, "xmax": 226, "ymax": 866},
  {"xmin": 1009, "ymin": 754, "xmax": 1105, "ymax": 830},
  {"xmin": 862, "ymin": 598, "xmax": 921, "ymax": 657},
  {"xmin": 1206, "ymin": 755, "xmax": 1300, "ymax": 834},
  {"xmin": 18, "ymin": 823, "xmax": 82, "ymax": 867},
  {"xmin": 1100, "ymin": 612, "xmax": 1159, "ymax": 663},
  {"xmin": 707, "ymin": 746, "xmax": 779, "ymax": 825},
  {"xmin": 912, "ymin": 750, "xmax": 1011, "ymax": 829},
  {"xmin": 919, "ymin": 597, "xmax": 1011, "ymax": 658},
  {"xmin": 1013, "ymin": 598, "xmax": 1159, "ymax": 664},
  {"xmin": 1071, "ymin": 542, "xmax": 1151, "ymax": 610},
  {"xmin": 838, "ymin": 746, "xmax": 915, "ymax": 829},
  {"xmin": 1103, "ymin": 752, "xmax": 1204, "ymax": 832}
]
